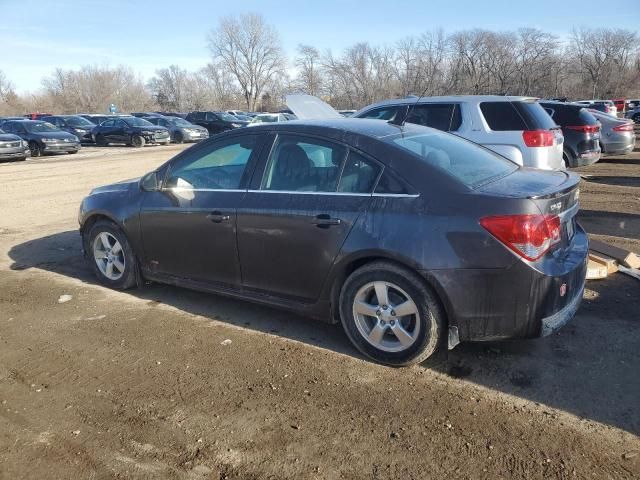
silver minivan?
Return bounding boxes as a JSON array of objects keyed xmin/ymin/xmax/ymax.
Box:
[{"xmin": 354, "ymin": 95, "xmax": 564, "ymax": 170}]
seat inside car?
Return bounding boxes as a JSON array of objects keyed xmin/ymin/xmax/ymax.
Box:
[{"xmin": 271, "ymin": 143, "xmax": 314, "ymax": 190}]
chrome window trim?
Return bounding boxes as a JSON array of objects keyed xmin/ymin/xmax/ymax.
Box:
[
  {"xmin": 161, "ymin": 188, "xmax": 247, "ymax": 193},
  {"xmin": 246, "ymin": 189, "xmax": 419, "ymax": 198}
]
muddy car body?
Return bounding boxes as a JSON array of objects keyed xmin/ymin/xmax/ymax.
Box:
[{"xmin": 79, "ymin": 119, "xmax": 588, "ymax": 366}]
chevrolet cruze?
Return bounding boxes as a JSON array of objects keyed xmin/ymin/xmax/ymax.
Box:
[{"xmin": 79, "ymin": 119, "xmax": 587, "ymax": 366}]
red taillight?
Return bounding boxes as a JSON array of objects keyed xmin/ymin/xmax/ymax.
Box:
[
  {"xmin": 522, "ymin": 129, "xmax": 555, "ymax": 147},
  {"xmin": 566, "ymin": 125, "xmax": 600, "ymax": 134},
  {"xmin": 480, "ymin": 214, "xmax": 561, "ymax": 261},
  {"xmin": 613, "ymin": 123, "xmax": 634, "ymax": 132}
]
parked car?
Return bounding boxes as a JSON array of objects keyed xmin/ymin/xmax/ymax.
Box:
[
  {"xmin": 575, "ymin": 100, "xmax": 617, "ymax": 116},
  {"xmin": 146, "ymin": 116, "xmax": 209, "ymax": 143},
  {"xmin": 91, "ymin": 116, "xmax": 170, "ymax": 147},
  {"xmin": 79, "ymin": 114, "xmax": 128, "ymax": 126},
  {"xmin": 539, "ymin": 101, "xmax": 601, "ymax": 167},
  {"xmin": 247, "ymin": 113, "xmax": 296, "ymax": 126},
  {"xmin": 625, "ymin": 99, "xmax": 640, "ymax": 112},
  {"xmin": 185, "ymin": 111, "xmax": 248, "ymax": 134},
  {"xmin": 612, "ymin": 98, "xmax": 626, "ymax": 114},
  {"xmin": 0, "ymin": 127, "xmax": 30, "ymax": 161},
  {"xmin": 338, "ymin": 110, "xmax": 357, "ymax": 117},
  {"xmin": 0, "ymin": 116, "xmax": 25, "ymax": 127},
  {"xmin": 227, "ymin": 110, "xmax": 247, "ymax": 117},
  {"xmin": 41, "ymin": 115, "xmax": 97, "ymax": 143},
  {"xmin": 24, "ymin": 112, "xmax": 53, "ymax": 120},
  {"xmin": 131, "ymin": 112, "xmax": 163, "ymax": 118},
  {"xmin": 79, "ymin": 118, "xmax": 587, "ymax": 366},
  {"xmin": 1, "ymin": 120, "xmax": 80, "ymax": 157},
  {"xmin": 587, "ymin": 109, "xmax": 636, "ymax": 156},
  {"xmin": 625, "ymin": 105, "xmax": 640, "ymax": 123},
  {"xmin": 156, "ymin": 111, "xmax": 188, "ymax": 119},
  {"xmin": 354, "ymin": 96, "xmax": 564, "ymax": 169}
]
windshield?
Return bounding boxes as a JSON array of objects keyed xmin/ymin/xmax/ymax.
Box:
[
  {"xmin": 251, "ymin": 114, "xmax": 279, "ymax": 123},
  {"xmin": 66, "ymin": 116, "xmax": 95, "ymax": 127},
  {"xmin": 24, "ymin": 122, "xmax": 59, "ymax": 133},
  {"xmin": 124, "ymin": 117, "xmax": 153, "ymax": 127},
  {"xmin": 387, "ymin": 130, "xmax": 518, "ymax": 188}
]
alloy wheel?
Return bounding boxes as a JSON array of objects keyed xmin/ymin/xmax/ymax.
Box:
[
  {"xmin": 352, "ymin": 281, "xmax": 420, "ymax": 352},
  {"xmin": 92, "ymin": 232, "xmax": 126, "ymax": 281}
]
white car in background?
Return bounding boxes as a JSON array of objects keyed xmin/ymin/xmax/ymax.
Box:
[
  {"xmin": 353, "ymin": 96, "xmax": 565, "ymax": 170},
  {"xmin": 247, "ymin": 113, "xmax": 296, "ymax": 126}
]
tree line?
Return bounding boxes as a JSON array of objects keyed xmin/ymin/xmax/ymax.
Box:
[{"xmin": 1, "ymin": 13, "xmax": 638, "ymax": 116}]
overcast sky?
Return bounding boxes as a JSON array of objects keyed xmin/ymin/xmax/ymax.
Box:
[{"xmin": 1, "ymin": 0, "xmax": 639, "ymax": 93}]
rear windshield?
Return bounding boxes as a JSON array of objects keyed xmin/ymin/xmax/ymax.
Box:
[
  {"xmin": 480, "ymin": 101, "xmax": 556, "ymax": 131},
  {"xmin": 541, "ymin": 104, "xmax": 598, "ymax": 126},
  {"xmin": 387, "ymin": 130, "xmax": 517, "ymax": 188}
]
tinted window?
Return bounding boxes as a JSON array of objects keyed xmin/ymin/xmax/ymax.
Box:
[
  {"xmin": 205, "ymin": 112, "xmax": 218, "ymax": 121},
  {"xmin": 512, "ymin": 101, "xmax": 557, "ymax": 129},
  {"xmin": 263, "ymin": 135, "xmax": 346, "ymax": 192},
  {"xmin": 406, "ymin": 103, "xmax": 462, "ymax": 131},
  {"xmin": 387, "ymin": 131, "xmax": 517, "ymax": 188},
  {"xmin": 480, "ymin": 102, "xmax": 527, "ymax": 131},
  {"xmin": 101, "ymin": 120, "xmax": 115, "ymax": 127},
  {"xmin": 359, "ymin": 106, "xmax": 400, "ymax": 121},
  {"xmin": 338, "ymin": 151, "xmax": 381, "ymax": 193},
  {"xmin": 166, "ymin": 136, "xmax": 257, "ymax": 190}
]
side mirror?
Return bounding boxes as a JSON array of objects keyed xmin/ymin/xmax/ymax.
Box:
[{"xmin": 140, "ymin": 171, "xmax": 160, "ymax": 192}]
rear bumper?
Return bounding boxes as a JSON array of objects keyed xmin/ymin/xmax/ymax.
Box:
[
  {"xmin": 426, "ymin": 225, "xmax": 588, "ymax": 342},
  {"xmin": 574, "ymin": 150, "xmax": 600, "ymax": 167},
  {"xmin": 601, "ymin": 139, "xmax": 635, "ymax": 156}
]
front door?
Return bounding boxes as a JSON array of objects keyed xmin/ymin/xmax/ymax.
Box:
[
  {"xmin": 140, "ymin": 134, "xmax": 263, "ymax": 287},
  {"xmin": 237, "ymin": 134, "xmax": 381, "ymax": 301}
]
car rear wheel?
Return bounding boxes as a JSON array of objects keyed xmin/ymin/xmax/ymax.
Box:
[
  {"xmin": 563, "ymin": 151, "xmax": 575, "ymax": 168},
  {"xmin": 131, "ymin": 135, "xmax": 145, "ymax": 148},
  {"xmin": 339, "ymin": 261, "xmax": 444, "ymax": 366},
  {"xmin": 29, "ymin": 141, "xmax": 42, "ymax": 157},
  {"xmin": 87, "ymin": 220, "xmax": 137, "ymax": 290}
]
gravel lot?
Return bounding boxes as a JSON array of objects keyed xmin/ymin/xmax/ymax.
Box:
[{"xmin": 0, "ymin": 142, "xmax": 639, "ymax": 479}]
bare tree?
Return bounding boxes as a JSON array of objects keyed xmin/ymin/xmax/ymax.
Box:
[
  {"xmin": 148, "ymin": 65, "xmax": 190, "ymax": 111},
  {"xmin": 294, "ymin": 44, "xmax": 323, "ymax": 96},
  {"xmin": 207, "ymin": 13, "xmax": 286, "ymax": 111}
]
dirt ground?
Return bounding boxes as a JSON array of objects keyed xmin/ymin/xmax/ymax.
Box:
[{"xmin": 0, "ymin": 141, "xmax": 638, "ymax": 479}]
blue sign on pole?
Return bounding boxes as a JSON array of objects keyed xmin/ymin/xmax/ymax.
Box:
[{"xmin": 109, "ymin": 103, "xmax": 116, "ymax": 113}]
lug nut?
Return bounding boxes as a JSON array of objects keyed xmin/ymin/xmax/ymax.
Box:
[{"xmin": 391, "ymin": 310, "xmax": 396, "ymax": 316}]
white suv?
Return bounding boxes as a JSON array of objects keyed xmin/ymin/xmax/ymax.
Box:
[{"xmin": 354, "ymin": 96, "xmax": 564, "ymax": 170}]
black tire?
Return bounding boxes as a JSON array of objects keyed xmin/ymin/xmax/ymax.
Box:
[
  {"xmin": 563, "ymin": 150, "xmax": 574, "ymax": 168},
  {"xmin": 339, "ymin": 261, "xmax": 444, "ymax": 366},
  {"xmin": 29, "ymin": 141, "xmax": 42, "ymax": 157},
  {"xmin": 173, "ymin": 131, "xmax": 184, "ymax": 144},
  {"xmin": 95, "ymin": 134, "xmax": 107, "ymax": 147},
  {"xmin": 68, "ymin": 150, "xmax": 78, "ymax": 155},
  {"xmin": 86, "ymin": 220, "xmax": 137, "ymax": 290},
  {"xmin": 131, "ymin": 135, "xmax": 145, "ymax": 148}
]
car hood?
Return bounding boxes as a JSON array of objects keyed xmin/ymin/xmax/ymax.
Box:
[
  {"xmin": 90, "ymin": 177, "xmax": 140, "ymax": 195},
  {"xmin": 286, "ymin": 94, "xmax": 342, "ymax": 120},
  {"xmin": 0, "ymin": 133, "xmax": 22, "ymax": 142}
]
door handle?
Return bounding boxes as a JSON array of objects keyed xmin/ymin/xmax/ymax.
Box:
[
  {"xmin": 206, "ymin": 211, "xmax": 231, "ymax": 223},
  {"xmin": 311, "ymin": 214, "xmax": 341, "ymax": 227}
]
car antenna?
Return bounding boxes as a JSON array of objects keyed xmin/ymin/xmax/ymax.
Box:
[{"xmin": 388, "ymin": 83, "xmax": 432, "ymax": 127}]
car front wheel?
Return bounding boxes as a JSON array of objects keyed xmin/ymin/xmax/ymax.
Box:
[
  {"xmin": 29, "ymin": 141, "xmax": 42, "ymax": 157},
  {"xmin": 131, "ymin": 135, "xmax": 145, "ymax": 148},
  {"xmin": 87, "ymin": 220, "xmax": 137, "ymax": 290},
  {"xmin": 339, "ymin": 261, "xmax": 444, "ymax": 366}
]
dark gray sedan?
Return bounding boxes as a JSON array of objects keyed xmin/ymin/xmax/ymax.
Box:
[
  {"xmin": 0, "ymin": 128, "xmax": 30, "ymax": 161},
  {"xmin": 78, "ymin": 119, "xmax": 587, "ymax": 366},
  {"xmin": 146, "ymin": 116, "xmax": 209, "ymax": 143}
]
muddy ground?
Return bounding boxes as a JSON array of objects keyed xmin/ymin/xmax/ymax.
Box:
[{"xmin": 0, "ymin": 141, "xmax": 638, "ymax": 479}]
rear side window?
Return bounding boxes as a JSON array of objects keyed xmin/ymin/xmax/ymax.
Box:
[
  {"xmin": 480, "ymin": 102, "xmax": 527, "ymax": 131},
  {"xmin": 512, "ymin": 101, "xmax": 557, "ymax": 129},
  {"xmin": 338, "ymin": 151, "xmax": 381, "ymax": 193},
  {"xmin": 388, "ymin": 130, "xmax": 517, "ymax": 188},
  {"xmin": 406, "ymin": 103, "xmax": 462, "ymax": 131}
]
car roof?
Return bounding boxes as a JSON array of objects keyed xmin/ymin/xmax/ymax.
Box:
[
  {"xmin": 361, "ymin": 95, "xmax": 538, "ymax": 110},
  {"xmin": 246, "ymin": 118, "xmax": 428, "ymax": 140}
]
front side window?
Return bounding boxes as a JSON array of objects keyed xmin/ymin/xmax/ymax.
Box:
[
  {"xmin": 358, "ymin": 106, "xmax": 400, "ymax": 122},
  {"xmin": 262, "ymin": 135, "xmax": 346, "ymax": 192},
  {"xmin": 102, "ymin": 120, "xmax": 115, "ymax": 127},
  {"xmin": 165, "ymin": 136, "xmax": 257, "ymax": 190}
]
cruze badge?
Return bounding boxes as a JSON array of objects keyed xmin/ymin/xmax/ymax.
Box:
[{"xmin": 550, "ymin": 201, "xmax": 562, "ymax": 212}]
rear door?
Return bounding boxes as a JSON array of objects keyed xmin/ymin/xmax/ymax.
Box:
[{"xmin": 237, "ymin": 133, "xmax": 381, "ymax": 301}]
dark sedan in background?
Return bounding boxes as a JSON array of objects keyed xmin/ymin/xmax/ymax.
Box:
[
  {"xmin": 41, "ymin": 115, "xmax": 97, "ymax": 143},
  {"xmin": 91, "ymin": 116, "xmax": 170, "ymax": 147},
  {"xmin": 146, "ymin": 116, "xmax": 209, "ymax": 143},
  {"xmin": 185, "ymin": 111, "xmax": 248, "ymax": 134},
  {"xmin": 540, "ymin": 101, "xmax": 601, "ymax": 167},
  {"xmin": 0, "ymin": 127, "xmax": 30, "ymax": 161},
  {"xmin": 2, "ymin": 119, "xmax": 80, "ymax": 157},
  {"xmin": 79, "ymin": 119, "xmax": 587, "ymax": 366}
]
